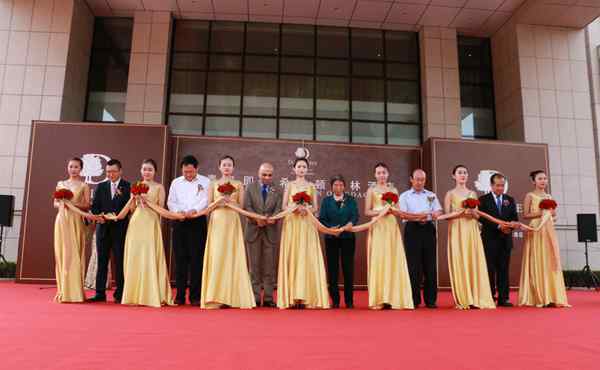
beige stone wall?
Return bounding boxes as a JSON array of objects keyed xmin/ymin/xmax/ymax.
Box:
[
  {"xmin": 124, "ymin": 11, "xmax": 172, "ymax": 125},
  {"xmin": 0, "ymin": 0, "xmax": 93, "ymax": 262},
  {"xmin": 419, "ymin": 26, "xmax": 461, "ymax": 140}
]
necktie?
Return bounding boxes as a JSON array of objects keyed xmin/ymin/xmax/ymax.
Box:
[
  {"xmin": 496, "ymin": 195, "xmax": 502, "ymax": 213},
  {"xmin": 111, "ymin": 182, "xmax": 117, "ymax": 199},
  {"xmin": 262, "ymin": 184, "xmax": 268, "ymax": 202}
]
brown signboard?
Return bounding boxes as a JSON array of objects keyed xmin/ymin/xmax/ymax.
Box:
[
  {"xmin": 172, "ymin": 136, "xmax": 421, "ymax": 287},
  {"xmin": 423, "ymin": 138, "xmax": 549, "ymax": 287},
  {"xmin": 16, "ymin": 122, "xmax": 170, "ymax": 283}
]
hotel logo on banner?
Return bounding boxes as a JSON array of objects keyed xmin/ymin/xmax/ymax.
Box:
[
  {"xmin": 80, "ymin": 153, "xmax": 112, "ymax": 185},
  {"xmin": 474, "ymin": 169, "xmax": 509, "ymax": 194}
]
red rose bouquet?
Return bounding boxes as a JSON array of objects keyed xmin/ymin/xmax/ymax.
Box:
[
  {"xmin": 217, "ymin": 182, "xmax": 236, "ymax": 196},
  {"xmin": 539, "ymin": 199, "xmax": 558, "ymax": 210},
  {"xmin": 462, "ymin": 198, "xmax": 480, "ymax": 209},
  {"xmin": 53, "ymin": 188, "xmax": 74, "ymax": 200},
  {"xmin": 292, "ymin": 191, "xmax": 312, "ymax": 205},
  {"xmin": 131, "ymin": 182, "xmax": 149, "ymax": 196},
  {"xmin": 381, "ymin": 192, "xmax": 399, "ymax": 205}
]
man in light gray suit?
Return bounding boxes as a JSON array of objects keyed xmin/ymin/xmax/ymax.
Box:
[{"xmin": 244, "ymin": 163, "xmax": 282, "ymax": 308}]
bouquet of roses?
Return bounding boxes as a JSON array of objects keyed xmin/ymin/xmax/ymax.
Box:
[
  {"xmin": 381, "ymin": 192, "xmax": 399, "ymax": 205},
  {"xmin": 217, "ymin": 182, "xmax": 236, "ymax": 196},
  {"xmin": 131, "ymin": 182, "xmax": 149, "ymax": 196},
  {"xmin": 539, "ymin": 199, "xmax": 558, "ymax": 210},
  {"xmin": 462, "ymin": 197, "xmax": 480, "ymax": 209},
  {"xmin": 54, "ymin": 188, "xmax": 74, "ymax": 200},
  {"xmin": 292, "ymin": 191, "xmax": 312, "ymax": 205}
]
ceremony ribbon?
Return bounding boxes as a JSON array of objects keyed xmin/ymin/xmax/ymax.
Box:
[
  {"xmin": 225, "ymin": 202, "xmax": 269, "ymax": 221},
  {"xmin": 518, "ymin": 211, "xmax": 561, "ymax": 272}
]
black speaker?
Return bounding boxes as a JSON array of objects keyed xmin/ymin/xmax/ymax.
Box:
[
  {"xmin": 0, "ymin": 195, "xmax": 14, "ymax": 227},
  {"xmin": 577, "ymin": 214, "xmax": 597, "ymax": 243}
]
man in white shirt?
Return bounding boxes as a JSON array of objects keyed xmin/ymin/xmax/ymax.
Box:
[
  {"xmin": 399, "ymin": 169, "xmax": 442, "ymax": 308},
  {"xmin": 167, "ymin": 155, "xmax": 210, "ymax": 306}
]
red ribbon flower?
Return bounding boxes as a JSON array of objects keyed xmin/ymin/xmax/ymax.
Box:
[
  {"xmin": 292, "ymin": 191, "xmax": 312, "ymax": 205},
  {"xmin": 539, "ymin": 199, "xmax": 558, "ymax": 210},
  {"xmin": 462, "ymin": 198, "xmax": 480, "ymax": 209},
  {"xmin": 53, "ymin": 188, "xmax": 74, "ymax": 200},
  {"xmin": 381, "ymin": 192, "xmax": 399, "ymax": 205},
  {"xmin": 217, "ymin": 182, "xmax": 236, "ymax": 195},
  {"xmin": 131, "ymin": 182, "xmax": 149, "ymax": 196}
]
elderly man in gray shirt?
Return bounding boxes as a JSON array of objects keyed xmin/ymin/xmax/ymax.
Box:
[{"xmin": 399, "ymin": 169, "xmax": 442, "ymax": 308}]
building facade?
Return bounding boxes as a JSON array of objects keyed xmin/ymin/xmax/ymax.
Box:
[{"xmin": 2, "ymin": 0, "xmax": 600, "ymax": 271}]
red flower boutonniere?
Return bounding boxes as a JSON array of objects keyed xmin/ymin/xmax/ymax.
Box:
[
  {"xmin": 462, "ymin": 198, "xmax": 480, "ymax": 209},
  {"xmin": 217, "ymin": 182, "xmax": 236, "ymax": 196},
  {"xmin": 539, "ymin": 199, "xmax": 558, "ymax": 210},
  {"xmin": 54, "ymin": 188, "xmax": 73, "ymax": 200},
  {"xmin": 502, "ymin": 199, "xmax": 510, "ymax": 207},
  {"xmin": 131, "ymin": 182, "xmax": 149, "ymax": 196},
  {"xmin": 381, "ymin": 192, "xmax": 399, "ymax": 205},
  {"xmin": 292, "ymin": 191, "xmax": 312, "ymax": 205}
]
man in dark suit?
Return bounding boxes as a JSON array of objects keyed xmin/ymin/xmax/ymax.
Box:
[
  {"xmin": 478, "ymin": 173, "xmax": 519, "ymax": 307},
  {"xmin": 89, "ymin": 159, "xmax": 130, "ymax": 303},
  {"xmin": 244, "ymin": 163, "xmax": 282, "ymax": 308}
]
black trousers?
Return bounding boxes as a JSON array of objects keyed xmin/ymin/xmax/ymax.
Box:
[
  {"xmin": 404, "ymin": 222, "xmax": 437, "ymax": 306},
  {"xmin": 325, "ymin": 237, "xmax": 355, "ymax": 306},
  {"xmin": 95, "ymin": 225, "xmax": 127, "ymax": 299},
  {"xmin": 482, "ymin": 235, "xmax": 512, "ymax": 302},
  {"xmin": 172, "ymin": 216, "xmax": 207, "ymax": 302}
]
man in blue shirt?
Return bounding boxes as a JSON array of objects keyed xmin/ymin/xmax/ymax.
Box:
[{"xmin": 399, "ymin": 169, "xmax": 442, "ymax": 308}]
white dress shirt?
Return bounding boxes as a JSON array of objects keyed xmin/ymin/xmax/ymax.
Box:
[
  {"xmin": 399, "ymin": 188, "xmax": 442, "ymax": 221},
  {"xmin": 167, "ymin": 174, "xmax": 210, "ymax": 213}
]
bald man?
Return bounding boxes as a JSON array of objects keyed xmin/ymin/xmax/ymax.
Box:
[
  {"xmin": 399, "ymin": 169, "xmax": 442, "ymax": 308},
  {"xmin": 244, "ymin": 163, "xmax": 282, "ymax": 307}
]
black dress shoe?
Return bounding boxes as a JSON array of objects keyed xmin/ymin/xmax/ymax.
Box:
[
  {"xmin": 498, "ymin": 301, "xmax": 513, "ymax": 307},
  {"xmin": 255, "ymin": 300, "xmax": 261, "ymax": 307},
  {"xmin": 174, "ymin": 299, "xmax": 185, "ymax": 305},
  {"xmin": 332, "ymin": 303, "xmax": 340, "ymax": 308},
  {"xmin": 190, "ymin": 300, "xmax": 200, "ymax": 307},
  {"xmin": 262, "ymin": 301, "xmax": 276, "ymax": 308},
  {"xmin": 87, "ymin": 295, "xmax": 106, "ymax": 302},
  {"xmin": 346, "ymin": 303, "xmax": 354, "ymax": 309},
  {"xmin": 426, "ymin": 304, "xmax": 438, "ymax": 309},
  {"xmin": 114, "ymin": 298, "xmax": 121, "ymax": 304}
]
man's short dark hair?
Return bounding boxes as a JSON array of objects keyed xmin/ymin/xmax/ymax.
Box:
[
  {"xmin": 330, "ymin": 175, "xmax": 346, "ymax": 187},
  {"xmin": 180, "ymin": 155, "xmax": 199, "ymax": 168},
  {"xmin": 106, "ymin": 159, "xmax": 122, "ymax": 169},
  {"xmin": 490, "ymin": 172, "xmax": 505, "ymax": 185}
]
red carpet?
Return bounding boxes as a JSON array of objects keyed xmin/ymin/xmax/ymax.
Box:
[{"xmin": 1, "ymin": 282, "xmax": 599, "ymax": 370}]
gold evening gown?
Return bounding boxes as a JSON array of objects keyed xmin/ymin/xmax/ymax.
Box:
[
  {"xmin": 518, "ymin": 193, "xmax": 569, "ymax": 307},
  {"xmin": 201, "ymin": 180, "xmax": 255, "ymax": 309},
  {"xmin": 366, "ymin": 188, "xmax": 414, "ymax": 309},
  {"xmin": 277, "ymin": 183, "xmax": 329, "ymax": 309},
  {"xmin": 447, "ymin": 192, "xmax": 495, "ymax": 309},
  {"xmin": 53, "ymin": 181, "xmax": 88, "ymax": 303},
  {"xmin": 121, "ymin": 183, "xmax": 173, "ymax": 307}
]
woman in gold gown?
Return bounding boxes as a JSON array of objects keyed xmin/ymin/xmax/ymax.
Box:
[
  {"xmin": 276, "ymin": 158, "xmax": 334, "ymax": 309},
  {"xmin": 53, "ymin": 157, "xmax": 93, "ymax": 303},
  {"xmin": 201, "ymin": 156, "xmax": 257, "ymax": 309},
  {"xmin": 518, "ymin": 170, "xmax": 569, "ymax": 307},
  {"xmin": 108, "ymin": 159, "xmax": 183, "ymax": 308},
  {"xmin": 364, "ymin": 163, "xmax": 415, "ymax": 310},
  {"xmin": 444, "ymin": 165, "xmax": 495, "ymax": 309}
]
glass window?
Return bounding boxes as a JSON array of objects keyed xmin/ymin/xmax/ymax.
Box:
[
  {"xmin": 352, "ymin": 121, "xmax": 385, "ymax": 144},
  {"xmin": 169, "ymin": 70, "xmax": 205, "ymax": 114},
  {"xmin": 352, "ymin": 78, "xmax": 384, "ymax": 121},
  {"xmin": 317, "ymin": 77, "xmax": 349, "ymax": 119},
  {"xmin": 282, "ymin": 24, "xmax": 314, "ymax": 56},
  {"xmin": 242, "ymin": 118, "xmax": 277, "ymax": 138},
  {"xmin": 172, "ymin": 53, "xmax": 207, "ymax": 70},
  {"xmin": 210, "ymin": 22, "xmax": 244, "ymax": 53},
  {"xmin": 85, "ymin": 18, "xmax": 133, "ymax": 122},
  {"xmin": 352, "ymin": 61, "xmax": 383, "ymax": 77},
  {"xmin": 246, "ymin": 23, "xmax": 279, "ymax": 55},
  {"xmin": 245, "ymin": 55, "xmax": 278, "ymax": 72},
  {"xmin": 351, "ymin": 29, "xmax": 383, "ymax": 60},
  {"xmin": 317, "ymin": 59, "xmax": 348, "ymax": 76},
  {"xmin": 387, "ymin": 80, "xmax": 420, "ymax": 123},
  {"xmin": 385, "ymin": 31, "xmax": 418, "ymax": 63},
  {"xmin": 279, "ymin": 119, "xmax": 313, "ymax": 140},
  {"xmin": 458, "ymin": 36, "xmax": 495, "ymax": 139},
  {"xmin": 210, "ymin": 55, "xmax": 242, "ymax": 71},
  {"xmin": 317, "ymin": 27, "xmax": 348, "ymax": 58},
  {"xmin": 243, "ymin": 73, "xmax": 277, "ymax": 116},
  {"xmin": 316, "ymin": 120, "xmax": 349, "ymax": 142},
  {"xmin": 388, "ymin": 124, "xmax": 420, "ymax": 145},
  {"xmin": 206, "ymin": 72, "xmax": 242, "ymax": 114},
  {"xmin": 386, "ymin": 62, "xmax": 419, "ymax": 80},
  {"xmin": 280, "ymin": 75, "xmax": 314, "ymax": 118},
  {"xmin": 173, "ymin": 21, "xmax": 209, "ymax": 52},
  {"xmin": 168, "ymin": 115, "xmax": 203, "ymax": 135},
  {"xmin": 282, "ymin": 57, "xmax": 313, "ymax": 74},
  {"xmin": 205, "ymin": 116, "xmax": 240, "ymax": 136}
]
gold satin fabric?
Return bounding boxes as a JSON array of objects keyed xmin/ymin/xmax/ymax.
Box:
[{"xmin": 277, "ymin": 183, "xmax": 330, "ymax": 309}]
